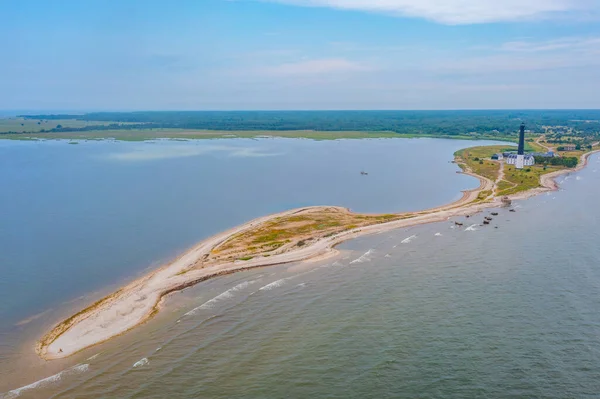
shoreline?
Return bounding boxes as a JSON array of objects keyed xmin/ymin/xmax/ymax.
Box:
[{"xmin": 35, "ymin": 148, "xmax": 600, "ymax": 360}]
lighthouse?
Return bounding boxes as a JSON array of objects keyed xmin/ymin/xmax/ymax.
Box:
[{"xmin": 516, "ymin": 123, "xmax": 526, "ymax": 169}]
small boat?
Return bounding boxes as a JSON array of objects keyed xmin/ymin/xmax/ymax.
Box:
[
  {"xmin": 491, "ymin": 212, "xmax": 499, "ymax": 216},
  {"xmin": 509, "ymin": 209, "xmax": 516, "ymax": 212},
  {"xmin": 360, "ymin": 171, "xmax": 368, "ymax": 175},
  {"xmin": 455, "ymin": 221, "xmax": 464, "ymax": 226},
  {"xmin": 483, "ymin": 220, "xmax": 490, "ymax": 225}
]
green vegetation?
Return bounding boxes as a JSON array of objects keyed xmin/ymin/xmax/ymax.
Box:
[
  {"xmin": 210, "ymin": 207, "xmax": 408, "ymax": 263},
  {"xmin": 0, "ymin": 117, "xmax": 116, "ymax": 134},
  {"xmin": 454, "ymin": 145, "xmax": 508, "ymax": 181},
  {"xmin": 498, "ymin": 164, "xmax": 562, "ymax": 196},
  {"xmin": 534, "ymin": 156, "xmax": 579, "ymax": 168},
  {"xmin": 3, "ymin": 110, "xmax": 599, "ymax": 141}
]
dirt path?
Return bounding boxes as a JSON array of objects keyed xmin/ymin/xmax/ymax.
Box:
[{"xmin": 535, "ymin": 135, "xmax": 553, "ymax": 153}]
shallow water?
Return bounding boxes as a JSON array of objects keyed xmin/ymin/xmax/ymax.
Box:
[
  {"xmin": 18, "ymin": 139, "xmax": 600, "ymax": 399},
  {"xmin": 0, "ymin": 137, "xmax": 489, "ymax": 328}
]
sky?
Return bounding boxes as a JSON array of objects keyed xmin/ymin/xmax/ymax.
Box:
[{"xmin": 2, "ymin": 0, "xmax": 600, "ymax": 110}]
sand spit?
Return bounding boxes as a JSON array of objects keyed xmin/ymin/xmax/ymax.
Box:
[{"xmin": 36, "ymin": 149, "xmax": 600, "ymax": 360}]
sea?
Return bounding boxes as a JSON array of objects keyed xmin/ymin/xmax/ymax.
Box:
[{"xmin": 2, "ymin": 138, "xmax": 600, "ymax": 398}]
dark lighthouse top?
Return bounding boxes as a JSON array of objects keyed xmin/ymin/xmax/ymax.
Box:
[{"xmin": 518, "ymin": 123, "xmax": 526, "ymax": 155}]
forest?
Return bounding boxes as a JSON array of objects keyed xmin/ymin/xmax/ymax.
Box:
[{"xmin": 12, "ymin": 110, "xmax": 600, "ymax": 138}]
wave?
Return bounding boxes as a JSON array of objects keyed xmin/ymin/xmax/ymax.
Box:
[
  {"xmin": 384, "ymin": 254, "xmax": 392, "ymax": 258},
  {"xmin": 259, "ymin": 278, "xmax": 288, "ymax": 291},
  {"xmin": 1, "ymin": 364, "xmax": 89, "ymax": 398},
  {"xmin": 133, "ymin": 358, "xmax": 149, "ymax": 368},
  {"xmin": 350, "ymin": 249, "xmax": 375, "ymax": 264},
  {"xmin": 576, "ymin": 176, "xmax": 583, "ymax": 181},
  {"xmin": 184, "ymin": 280, "xmax": 257, "ymax": 316},
  {"xmin": 86, "ymin": 353, "xmax": 101, "ymax": 361},
  {"xmin": 465, "ymin": 224, "xmax": 479, "ymax": 231},
  {"xmin": 401, "ymin": 235, "xmax": 417, "ymax": 244},
  {"xmin": 435, "ymin": 233, "xmax": 442, "ymax": 237},
  {"xmin": 332, "ymin": 261, "xmax": 343, "ymax": 267}
]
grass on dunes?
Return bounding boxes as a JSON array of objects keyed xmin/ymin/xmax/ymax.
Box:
[
  {"xmin": 207, "ymin": 208, "xmax": 407, "ymax": 263},
  {"xmin": 454, "ymin": 145, "xmax": 509, "ymax": 181},
  {"xmin": 498, "ymin": 164, "xmax": 563, "ymax": 196},
  {"xmin": 526, "ymin": 140, "xmax": 548, "ymax": 153},
  {"xmin": 496, "ymin": 180, "xmax": 515, "ymax": 193}
]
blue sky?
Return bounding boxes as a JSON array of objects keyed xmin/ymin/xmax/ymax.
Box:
[{"xmin": 2, "ymin": 0, "xmax": 600, "ymax": 110}]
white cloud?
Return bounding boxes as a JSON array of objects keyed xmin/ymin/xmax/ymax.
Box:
[
  {"xmin": 500, "ymin": 37, "xmax": 600, "ymax": 52},
  {"xmin": 261, "ymin": 0, "xmax": 590, "ymax": 24},
  {"xmin": 262, "ymin": 58, "xmax": 371, "ymax": 76}
]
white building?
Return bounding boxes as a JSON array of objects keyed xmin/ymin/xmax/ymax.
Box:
[{"xmin": 505, "ymin": 153, "xmax": 535, "ymax": 167}]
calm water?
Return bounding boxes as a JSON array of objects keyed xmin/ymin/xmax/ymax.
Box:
[{"xmin": 4, "ymin": 140, "xmax": 600, "ymax": 398}]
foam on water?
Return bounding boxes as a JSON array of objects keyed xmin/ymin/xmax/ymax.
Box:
[
  {"xmin": 350, "ymin": 249, "xmax": 375, "ymax": 264},
  {"xmin": 384, "ymin": 254, "xmax": 392, "ymax": 258},
  {"xmin": 133, "ymin": 358, "xmax": 149, "ymax": 368},
  {"xmin": 465, "ymin": 224, "xmax": 479, "ymax": 232},
  {"xmin": 1, "ymin": 364, "xmax": 89, "ymax": 398},
  {"xmin": 259, "ymin": 278, "xmax": 289, "ymax": 291},
  {"xmin": 401, "ymin": 235, "xmax": 417, "ymax": 244},
  {"xmin": 576, "ymin": 176, "xmax": 583, "ymax": 181},
  {"xmin": 185, "ymin": 280, "xmax": 257, "ymax": 315},
  {"xmin": 435, "ymin": 233, "xmax": 442, "ymax": 237}
]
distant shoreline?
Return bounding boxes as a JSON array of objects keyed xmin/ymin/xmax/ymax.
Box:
[
  {"xmin": 35, "ymin": 147, "xmax": 600, "ymax": 360},
  {"xmin": 0, "ymin": 128, "xmax": 519, "ymax": 142}
]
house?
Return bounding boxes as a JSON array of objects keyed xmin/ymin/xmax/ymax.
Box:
[
  {"xmin": 491, "ymin": 153, "xmax": 503, "ymax": 160},
  {"xmin": 562, "ymin": 144, "xmax": 576, "ymax": 151},
  {"xmin": 505, "ymin": 153, "xmax": 535, "ymax": 167}
]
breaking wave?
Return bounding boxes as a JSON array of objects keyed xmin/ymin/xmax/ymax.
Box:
[
  {"xmin": 133, "ymin": 358, "xmax": 149, "ymax": 368},
  {"xmin": 350, "ymin": 249, "xmax": 375, "ymax": 264},
  {"xmin": 259, "ymin": 278, "xmax": 289, "ymax": 291},
  {"xmin": 1, "ymin": 364, "xmax": 89, "ymax": 398},
  {"xmin": 465, "ymin": 224, "xmax": 479, "ymax": 232},
  {"xmin": 184, "ymin": 280, "xmax": 257, "ymax": 315},
  {"xmin": 401, "ymin": 235, "xmax": 417, "ymax": 244},
  {"xmin": 435, "ymin": 233, "xmax": 442, "ymax": 237}
]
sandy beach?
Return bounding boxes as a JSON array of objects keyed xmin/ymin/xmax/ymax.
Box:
[{"xmin": 36, "ymin": 148, "xmax": 600, "ymax": 360}]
